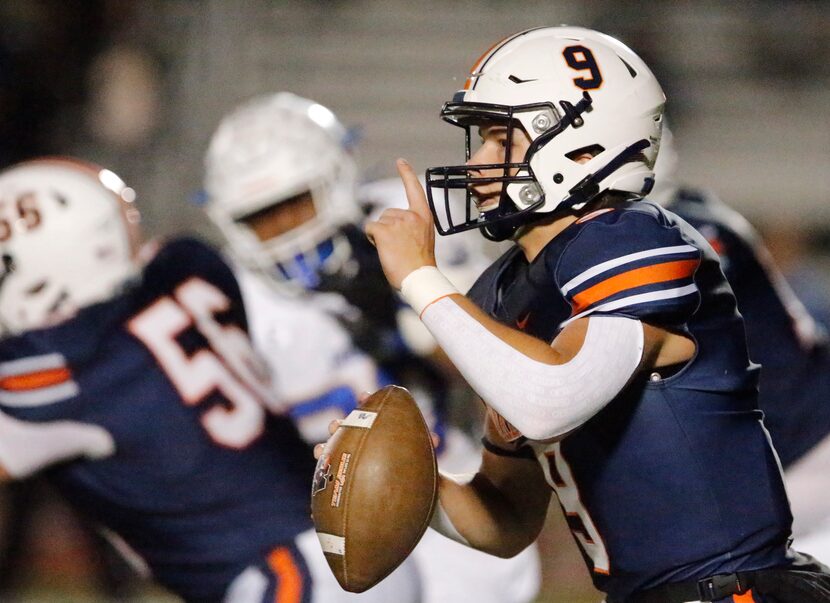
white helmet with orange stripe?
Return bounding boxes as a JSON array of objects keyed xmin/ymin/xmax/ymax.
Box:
[
  {"xmin": 426, "ymin": 26, "xmax": 666, "ymax": 241},
  {"xmin": 0, "ymin": 158, "xmax": 142, "ymax": 337}
]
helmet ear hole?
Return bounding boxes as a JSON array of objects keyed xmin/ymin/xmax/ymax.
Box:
[{"xmin": 565, "ymin": 145, "xmax": 605, "ymax": 162}]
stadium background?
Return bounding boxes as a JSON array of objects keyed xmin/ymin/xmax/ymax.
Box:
[{"xmin": 0, "ymin": 1, "xmax": 827, "ymax": 601}]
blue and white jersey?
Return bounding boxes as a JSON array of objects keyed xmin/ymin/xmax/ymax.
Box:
[
  {"xmin": 234, "ymin": 265, "xmax": 382, "ymax": 444},
  {"xmin": 662, "ymin": 186, "xmax": 830, "ymax": 467},
  {"xmin": 0, "ymin": 238, "xmax": 314, "ymax": 602},
  {"xmin": 468, "ymin": 202, "xmax": 793, "ymax": 601}
]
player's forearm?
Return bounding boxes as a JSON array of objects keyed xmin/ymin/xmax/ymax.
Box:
[
  {"xmin": 0, "ymin": 411, "xmax": 115, "ymax": 478},
  {"xmin": 431, "ymin": 452, "xmax": 550, "ymax": 557},
  {"xmin": 400, "ymin": 268, "xmax": 644, "ymax": 440}
]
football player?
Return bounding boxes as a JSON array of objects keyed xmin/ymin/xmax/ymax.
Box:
[
  {"xmin": 364, "ymin": 26, "xmax": 830, "ymax": 603},
  {"xmin": 650, "ymin": 127, "xmax": 830, "ymax": 564},
  {"xmin": 202, "ymin": 92, "xmax": 541, "ymax": 603},
  {"xmin": 0, "ymin": 158, "xmax": 421, "ymax": 603}
]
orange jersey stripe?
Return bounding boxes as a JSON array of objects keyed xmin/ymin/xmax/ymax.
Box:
[
  {"xmin": 733, "ymin": 590, "xmax": 755, "ymax": 603},
  {"xmin": 571, "ymin": 259, "xmax": 699, "ymax": 314},
  {"xmin": 268, "ymin": 547, "xmax": 303, "ymax": 603},
  {"xmin": 0, "ymin": 367, "xmax": 72, "ymax": 392}
]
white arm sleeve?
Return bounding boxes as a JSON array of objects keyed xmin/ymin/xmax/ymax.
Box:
[
  {"xmin": 420, "ymin": 297, "xmax": 644, "ymax": 441},
  {"xmin": 0, "ymin": 410, "xmax": 115, "ymax": 478}
]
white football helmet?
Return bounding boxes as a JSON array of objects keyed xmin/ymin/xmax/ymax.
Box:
[
  {"xmin": 426, "ymin": 26, "xmax": 666, "ymax": 240},
  {"xmin": 204, "ymin": 92, "xmax": 361, "ymax": 289},
  {"xmin": 0, "ymin": 158, "xmax": 141, "ymax": 337}
]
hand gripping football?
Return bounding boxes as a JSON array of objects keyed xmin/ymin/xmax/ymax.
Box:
[{"xmin": 310, "ymin": 385, "xmax": 438, "ymax": 592}]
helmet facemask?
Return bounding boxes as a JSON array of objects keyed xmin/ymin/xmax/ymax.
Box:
[
  {"xmin": 426, "ymin": 92, "xmax": 596, "ymax": 241},
  {"xmin": 225, "ymin": 184, "xmax": 355, "ymax": 291}
]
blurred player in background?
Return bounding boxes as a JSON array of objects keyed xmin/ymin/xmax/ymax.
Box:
[
  {"xmin": 365, "ymin": 26, "xmax": 830, "ymax": 603},
  {"xmin": 650, "ymin": 126, "xmax": 830, "ymax": 564},
  {"xmin": 202, "ymin": 92, "xmax": 541, "ymax": 603},
  {"xmin": 0, "ymin": 158, "xmax": 420, "ymax": 603}
]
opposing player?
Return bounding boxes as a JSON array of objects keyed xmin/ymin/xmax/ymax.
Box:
[
  {"xmin": 0, "ymin": 158, "xmax": 420, "ymax": 603},
  {"xmin": 650, "ymin": 127, "xmax": 830, "ymax": 563},
  {"xmin": 202, "ymin": 92, "xmax": 541, "ymax": 603},
  {"xmin": 365, "ymin": 26, "xmax": 830, "ymax": 602}
]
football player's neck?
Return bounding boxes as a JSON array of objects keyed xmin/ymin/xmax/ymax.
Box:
[{"xmin": 516, "ymin": 213, "xmax": 578, "ymax": 262}]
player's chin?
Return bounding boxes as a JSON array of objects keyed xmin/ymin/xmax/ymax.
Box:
[{"xmin": 473, "ymin": 195, "xmax": 501, "ymax": 213}]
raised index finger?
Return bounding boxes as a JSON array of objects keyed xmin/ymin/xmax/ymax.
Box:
[{"xmin": 396, "ymin": 158, "xmax": 432, "ymax": 223}]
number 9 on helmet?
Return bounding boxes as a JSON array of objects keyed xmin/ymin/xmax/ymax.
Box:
[{"xmin": 426, "ymin": 26, "xmax": 666, "ymax": 241}]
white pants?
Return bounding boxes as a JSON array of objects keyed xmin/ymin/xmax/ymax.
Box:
[
  {"xmin": 412, "ymin": 428, "xmax": 541, "ymax": 603},
  {"xmin": 786, "ymin": 430, "xmax": 830, "ymax": 566},
  {"xmin": 224, "ymin": 528, "xmax": 422, "ymax": 603},
  {"xmin": 414, "ymin": 529, "xmax": 541, "ymax": 603}
]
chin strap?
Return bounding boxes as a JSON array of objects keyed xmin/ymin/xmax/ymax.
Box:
[{"xmin": 564, "ymin": 139, "xmax": 652, "ymax": 209}]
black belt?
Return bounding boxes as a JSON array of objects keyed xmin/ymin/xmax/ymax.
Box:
[{"xmin": 628, "ymin": 571, "xmax": 756, "ymax": 602}]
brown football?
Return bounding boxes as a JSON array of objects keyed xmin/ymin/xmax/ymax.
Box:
[{"xmin": 310, "ymin": 385, "xmax": 438, "ymax": 592}]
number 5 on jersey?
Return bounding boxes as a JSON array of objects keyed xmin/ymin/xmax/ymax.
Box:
[{"xmin": 129, "ymin": 278, "xmax": 278, "ymax": 449}]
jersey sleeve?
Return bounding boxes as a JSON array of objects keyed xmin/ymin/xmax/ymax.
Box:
[{"xmin": 554, "ymin": 209, "xmax": 702, "ymax": 326}]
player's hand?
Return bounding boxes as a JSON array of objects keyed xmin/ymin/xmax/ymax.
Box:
[
  {"xmin": 364, "ymin": 159, "xmax": 437, "ymax": 290},
  {"xmin": 310, "ymin": 392, "xmax": 440, "ymax": 457},
  {"xmin": 313, "ymin": 419, "xmax": 342, "ymax": 460}
]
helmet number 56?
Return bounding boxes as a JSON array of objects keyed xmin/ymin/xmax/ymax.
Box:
[{"xmin": 563, "ymin": 45, "xmax": 603, "ymax": 90}]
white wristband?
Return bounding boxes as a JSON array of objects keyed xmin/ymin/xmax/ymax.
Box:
[
  {"xmin": 400, "ymin": 266, "xmax": 459, "ymax": 317},
  {"xmin": 429, "ymin": 471, "xmax": 473, "ymax": 546}
]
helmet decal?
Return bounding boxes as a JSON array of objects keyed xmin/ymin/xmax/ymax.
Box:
[{"xmin": 427, "ymin": 26, "xmax": 665, "ymax": 241}]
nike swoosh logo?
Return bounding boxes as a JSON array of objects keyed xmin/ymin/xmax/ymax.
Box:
[
  {"xmin": 516, "ymin": 312, "xmax": 531, "ymax": 330},
  {"xmin": 508, "ymin": 75, "xmax": 539, "ymax": 84}
]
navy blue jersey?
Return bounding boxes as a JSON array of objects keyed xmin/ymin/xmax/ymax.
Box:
[
  {"xmin": 664, "ymin": 187, "xmax": 830, "ymax": 467},
  {"xmin": 467, "ymin": 203, "xmax": 793, "ymax": 600},
  {"xmin": 0, "ymin": 238, "xmax": 314, "ymax": 602}
]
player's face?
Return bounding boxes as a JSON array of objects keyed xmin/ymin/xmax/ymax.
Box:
[
  {"xmin": 466, "ymin": 122, "xmax": 531, "ymax": 211},
  {"xmin": 238, "ymin": 191, "xmax": 316, "ymax": 242}
]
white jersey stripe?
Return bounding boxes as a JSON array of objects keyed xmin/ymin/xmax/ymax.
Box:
[
  {"xmin": 562, "ymin": 283, "xmax": 699, "ymax": 326},
  {"xmin": 0, "ymin": 353, "xmax": 67, "ymax": 377},
  {"xmin": 561, "ymin": 245, "xmax": 699, "ymax": 295},
  {"xmin": 0, "ymin": 381, "xmax": 80, "ymax": 407}
]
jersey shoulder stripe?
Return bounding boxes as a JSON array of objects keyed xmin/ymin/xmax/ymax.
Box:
[
  {"xmin": 553, "ymin": 205, "xmax": 702, "ymax": 325},
  {"xmin": 569, "ymin": 258, "xmax": 698, "ymax": 314},
  {"xmin": 561, "ymin": 244, "xmax": 698, "ymax": 295},
  {"xmin": 0, "ymin": 353, "xmax": 78, "ymax": 407},
  {"xmin": 564, "ymin": 283, "xmax": 699, "ymax": 325}
]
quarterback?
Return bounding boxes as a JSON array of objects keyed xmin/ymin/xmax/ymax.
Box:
[{"xmin": 366, "ymin": 26, "xmax": 830, "ymax": 603}]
